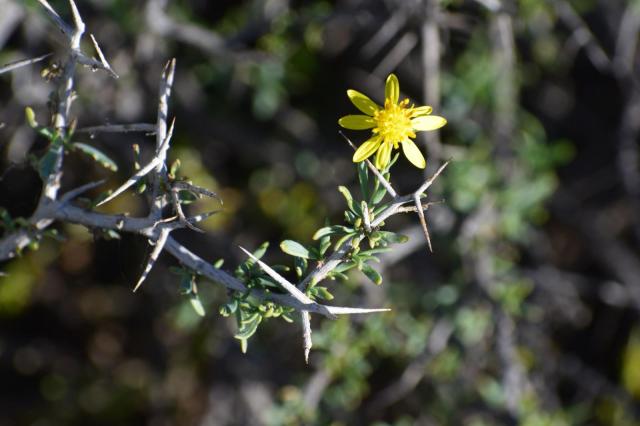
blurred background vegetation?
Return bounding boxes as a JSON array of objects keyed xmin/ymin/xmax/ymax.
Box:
[{"xmin": 1, "ymin": 0, "xmax": 640, "ymax": 424}]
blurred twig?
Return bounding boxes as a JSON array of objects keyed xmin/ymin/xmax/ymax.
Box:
[
  {"xmin": 420, "ymin": 0, "xmax": 443, "ymax": 166},
  {"xmin": 373, "ymin": 32, "xmax": 418, "ymax": 77},
  {"xmin": 361, "ymin": 2, "xmax": 415, "ymax": 59},
  {"xmin": 490, "ymin": 8, "xmax": 516, "ymax": 171},
  {"xmin": 617, "ymin": 88, "xmax": 640, "ymax": 244},
  {"xmin": 145, "ymin": 0, "xmax": 268, "ymax": 62},
  {"xmin": 552, "ymin": 192, "xmax": 640, "ymax": 312},
  {"xmin": 366, "ymin": 319, "xmax": 453, "ymax": 416},
  {"xmin": 613, "ymin": 2, "xmax": 640, "ymax": 77},
  {"xmin": 554, "ymin": 0, "xmax": 612, "ymax": 72}
]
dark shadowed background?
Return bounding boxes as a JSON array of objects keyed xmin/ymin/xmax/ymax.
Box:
[{"xmin": 1, "ymin": 0, "xmax": 640, "ymax": 425}]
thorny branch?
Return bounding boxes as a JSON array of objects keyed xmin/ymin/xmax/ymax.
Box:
[
  {"xmin": 292, "ymin": 146, "xmax": 448, "ymax": 362},
  {"xmin": 0, "ymin": 53, "xmax": 53, "ymax": 76},
  {"xmin": 0, "ymin": 0, "xmax": 449, "ymax": 361}
]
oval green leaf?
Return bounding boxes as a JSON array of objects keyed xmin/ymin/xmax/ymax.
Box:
[
  {"xmin": 280, "ymin": 239, "xmax": 311, "ymax": 259},
  {"xmin": 72, "ymin": 142, "xmax": 118, "ymax": 172},
  {"xmin": 361, "ymin": 263, "xmax": 383, "ymax": 285}
]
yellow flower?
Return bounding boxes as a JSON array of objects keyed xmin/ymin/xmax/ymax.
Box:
[{"xmin": 339, "ymin": 74, "xmax": 446, "ymax": 170}]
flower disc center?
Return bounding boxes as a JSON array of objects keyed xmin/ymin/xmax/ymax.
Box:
[{"xmin": 374, "ymin": 100, "xmax": 414, "ymax": 146}]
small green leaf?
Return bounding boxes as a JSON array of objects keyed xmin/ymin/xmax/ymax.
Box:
[
  {"xmin": 327, "ymin": 271, "xmax": 348, "ymax": 281},
  {"xmin": 40, "ymin": 128, "xmax": 54, "ymax": 140},
  {"xmin": 280, "ymin": 239, "xmax": 310, "ymax": 259},
  {"xmin": 361, "ymin": 263, "xmax": 383, "ymax": 285},
  {"xmin": 252, "ymin": 242, "xmax": 269, "ymax": 261},
  {"xmin": 136, "ymin": 181, "xmax": 146, "ymax": 194},
  {"xmin": 334, "ymin": 232, "xmax": 356, "ymax": 251},
  {"xmin": 373, "ymin": 231, "xmax": 409, "ymax": 244},
  {"xmin": 359, "ymin": 247, "xmax": 393, "ymax": 256},
  {"xmin": 344, "ymin": 210, "xmax": 356, "ymax": 224},
  {"xmin": 338, "ymin": 186, "xmax": 356, "ymax": 213},
  {"xmin": 313, "ymin": 225, "xmax": 352, "ymax": 240},
  {"xmin": 372, "ymin": 203, "xmax": 390, "ymax": 217},
  {"xmin": 132, "ymin": 144, "xmax": 141, "ymax": 170},
  {"xmin": 270, "ymin": 264, "xmax": 290, "ymax": 273},
  {"xmin": 213, "ymin": 259, "xmax": 224, "ymax": 268},
  {"xmin": 334, "ymin": 260, "xmax": 357, "ymax": 273},
  {"xmin": 169, "ymin": 159, "xmax": 181, "ymax": 178},
  {"xmin": 294, "ymin": 256, "xmax": 308, "ymax": 278},
  {"xmin": 313, "ymin": 227, "xmax": 332, "ymax": 240},
  {"xmin": 103, "ymin": 230, "xmax": 121, "ymax": 240},
  {"xmin": 315, "ymin": 286, "xmax": 334, "ymax": 301},
  {"xmin": 370, "ymin": 183, "xmax": 387, "ymax": 205},
  {"xmin": 319, "ymin": 236, "xmax": 331, "ymax": 256},
  {"xmin": 38, "ymin": 142, "xmax": 62, "ymax": 180},
  {"xmin": 240, "ymin": 242, "xmax": 269, "ymax": 274},
  {"xmin": 367, "ymin": 234, "xmax": 376, "ymax": 249},
  {"xmin": 25, "ymin": 107, "xmax": 38, "ymax": 128},
  {"xmin": 254, "ymin": 277, "xmax": 279, "ymax": 288},
  {"xmin": 387, "ymin": 153, "xmax": 400, "ymax": 169},
  {"xmin": 72, "ymin": 142, "xmax": 118, "ymax": 172},
  {"xmin": 235, "ymin": 312, "xmax": 262, "ymax": 340},
  {"xmin": 357, "ymin": 161, "xmax": 369, "ymax": 201},
  {"xmin": 354, "ymin": 253, "xmax": 379, "ymax": 263},
  {"xmin": 190, "ymin": 294, "xmax": 206, "ymax": 317}
]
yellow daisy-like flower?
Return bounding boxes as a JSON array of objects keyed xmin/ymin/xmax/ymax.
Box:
[{"xmin": 339, "ymin": 74, "xmax": 446, "ymax": 170}]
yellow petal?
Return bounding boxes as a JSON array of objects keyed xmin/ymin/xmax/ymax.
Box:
[
  {"xmin": 412, "ymin": 115, "xmax": 447, "ymax": 131},
  {"xmin": 385, "ymin": 74, "xmax": 400, "ymax": 104},
  {"xmin": 375, "ymin": 141, "xmax": 392, "ymax": 170},
  {"xmin": 410, "ymin": 105, "xmax": 433, "ymax": 117},
  {"xmin": 353, "ymin": 136, "xmax": 382, "ymax": 163},
  {"xmin": 338, "ymin": 115, "xmax": 376, "ymax": 130},
  {"xmin": 347, "ymin": 90, "xmax": 379, "ymax": 116},
  {"xmin": 401, "ymin": 139, "xmax": 426, "ymax": 169}
]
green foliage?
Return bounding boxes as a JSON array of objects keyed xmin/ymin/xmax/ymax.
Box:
[
  {"xmin": 71, "ymin": 143, "xmax": 118, "ymax": 172},
  {"xmin": 214, "ymin": 151, "xmax": 412, "ymax": 352},
  {"xmin": 280, "ymin": 239, "xmax": 310, "ymax": 259}
]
